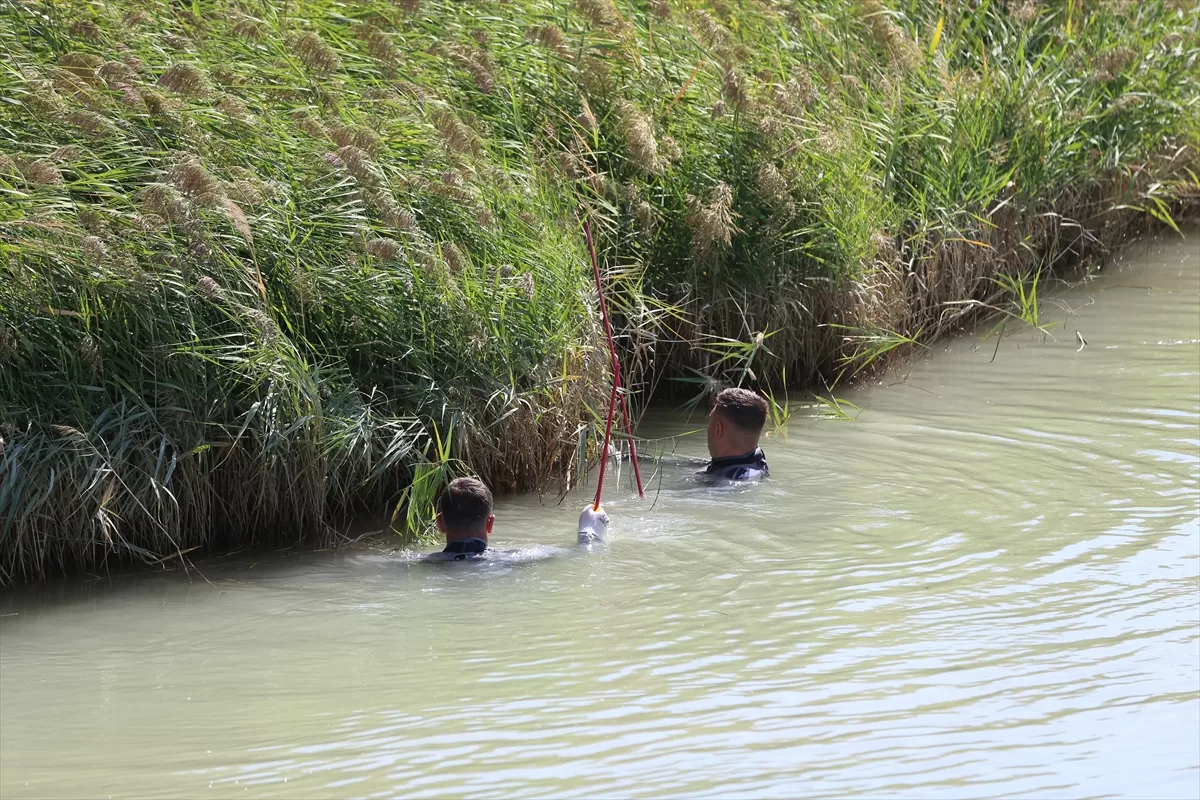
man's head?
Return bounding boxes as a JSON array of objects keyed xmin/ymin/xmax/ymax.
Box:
[
  {"xmin": 707, "ymin": 387, "xmax": 768, "ymax": 458},
  {"xmin": 436, "ymin": 476, "xmax": 495, "ymax": 541}
]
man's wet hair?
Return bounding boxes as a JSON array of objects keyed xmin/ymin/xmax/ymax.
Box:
[
  {"xmin": 713, "ymin": 387, "xmax": 768, "ymax": 435},
  {"xmin": 437, "ymin": 476, "xmax": 493, "ymax": 530}
]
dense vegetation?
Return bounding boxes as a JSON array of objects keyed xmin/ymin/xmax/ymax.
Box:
[{"xmin": 1, "ymin": 0, "xmax": 1196, "ymax": 582}]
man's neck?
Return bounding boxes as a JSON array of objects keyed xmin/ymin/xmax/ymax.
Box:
[
  {"xmin": 710, "ymin": 442, "xmax": 759, "ymax": 461},
  {"xmin": 445, "ymin": 531, "xmax": 488, "ymax": 544}
]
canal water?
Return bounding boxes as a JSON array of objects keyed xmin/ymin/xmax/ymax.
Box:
[{"xmin": 1, "ymin": 230, "xmax": 1197, "ymax": 798}]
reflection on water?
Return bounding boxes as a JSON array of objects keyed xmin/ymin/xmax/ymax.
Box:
[{"xmin": 2, "ymin": 231, "xmax": 1198, "ymax": 799}]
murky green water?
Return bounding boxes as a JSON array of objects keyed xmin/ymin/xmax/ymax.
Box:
[{"xmin": 2, "ymin": 231, "xmax": 1198, "ymax": 799}]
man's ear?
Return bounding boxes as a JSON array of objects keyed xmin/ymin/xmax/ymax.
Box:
[
  {"xmin": 713, "ymin": 417, "xmax": 724, "ymax": 440},
  {"xmin": 485, "ymin": 514, "xmax": 495, "ymax": 534},
  {"xmin": 435, "ymin": 512, "xmax": 447, "ymax": 533}
]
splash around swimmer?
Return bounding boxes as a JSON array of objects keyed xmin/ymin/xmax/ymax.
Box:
[{"xmin": 428, "ymin": 388, "xmax": 769, "ymax": 560}]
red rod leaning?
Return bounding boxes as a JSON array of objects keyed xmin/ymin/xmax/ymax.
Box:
[{"xmin": 584, "ymin": 218, "xmax": 644, "ymax": 510}]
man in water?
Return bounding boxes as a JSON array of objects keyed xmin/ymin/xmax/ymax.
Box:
[
  {"xmin": 436, "ymin": 476, "xmax": 495, "ymax": 559},
  {"xmin": 435, "ymin": 476, "xmax": 610, "ymax": 560},
  {"xmin": 704, "ymin": 387, "xmax": 769, "ymax": 480}
]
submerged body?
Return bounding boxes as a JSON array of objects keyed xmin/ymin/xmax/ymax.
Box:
[
  {"xmin": 422, "ymin": 542, "xmax": 568, "ymax": 565},
  {"xmin": 703, "ymin": 447, "xmax": 769, "ymax": 482}
]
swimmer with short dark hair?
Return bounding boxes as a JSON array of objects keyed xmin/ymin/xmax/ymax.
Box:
[
  {"xmin": 434, "ymin": 476, "xmax": 610, "ymax": 560},
  {"xmin": 436, "ymin": 476, "xmax": 496, "ymax": 559},
  {"xmin": 704, "ymin": 387, "xmax": 769, "ymax": 480}
]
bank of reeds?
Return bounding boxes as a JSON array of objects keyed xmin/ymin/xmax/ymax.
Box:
[{"xmin": 1, "ymin": 0, "xmax": 1196, "ymax": 582}]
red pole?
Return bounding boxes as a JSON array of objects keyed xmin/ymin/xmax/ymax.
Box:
[
  {"xmin": 584, "ymin": 219, "xmax": 644, "ymax": 502},
  {"xmin": 593, "ymin": 382, "xmax": 618, "ymax": 511}
]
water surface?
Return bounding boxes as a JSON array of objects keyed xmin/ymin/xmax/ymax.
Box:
[{"xmin": 2, "ymin": 231, "xmax": 1197, "ymax": 798}]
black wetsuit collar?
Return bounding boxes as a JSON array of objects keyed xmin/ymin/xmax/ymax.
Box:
[
  {"xmin": 443, "ymin": 537, "xmax": 488, "ymax": 560},
  {"xmin": 706, "ymin": 447, "xmax": 767, "ymax": 474}
]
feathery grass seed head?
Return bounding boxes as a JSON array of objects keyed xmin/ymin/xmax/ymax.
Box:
[
  {"xmin": 432, "ymin": 110, "xmax": 479, "ymax": 156},
  {"xmin": 860, "ymin": 0, "xmax": 921, "ymax": 72},
  {"xmin": 692, "ymin": 10, "xmax": 729, "ymax": 50},
  {"xmin": 635, "ymin": 199, "xmax": 661, "ymax": 234},
  {"xmin": 97, "ymin": 61, "xmax": 137, "ymax": 87},
  {"xmin": 366, "ymin": 237, "xmax": 401, "ymax": 262},
  {"xmin": 82, "ymin": 235, "xmax": 107, "ymax": 264},
  {"xmin": 196, "ymin": 276, "xmax": 223, "ymax": 300},
  {"xmin": 589, "ymin": 171, "xmax": 610, "ymax": 196},
  {"xmin": 231, "ymin": 16, "xmax": 266, "ymax": 40},
  {"xmin": 58, "ymin": 52, "xmax": 103, "ymax": 78},
  {"xmin": 442, "ymin": 242, "xmax": 465, "ymax": 274},
  {"xmin": 158, "ymin": 62, "xmax": 210, "ymax": 97},
  {"xmin": 23, "ymin": 159, "xmax": 64, "ymax": 185},
  {"xmin": 337, "ymin": 145, "xmax": 379, "ymax": 185},
  {"xmin": 1011, "ymin": 0, "xmax": 1041, "ymax": 25},
  {"xmin": 722, "ymin": 69, "xmax": 748, "ymax": 110},
  {"xmin": 221, "ymin": 198, "xmax": 253, "ymax": 243},
  {"xmin": 68, "ymin": 19, "xmax": 102, "ymax": 40},
  {"xmin": 660, "ymin": 135, "xmax": 681, "ymax": 163},
  {"xmin": 246, "ymin": 308, "xmax": 278, "ymax": 340},
  {"xmin": 78, "ymin": 336, "xmax": 100, "ymax": 367},
  {"xmin": 527, "ymin": 24, "xmax": 569, "ymax": 55},
  {"xmin": 293, "ymin": 32, "xmax": 342, "ymax": 74},
  {"xmin": 575, "ymin": 0, "xmax": 622, "ymax": 29},
  {"xmin": 167, "ymin": 156, "xmax": 223, "ymax": 202},
  {"xmin": 618, "ymin": 100, "xmax": 661, "ymax": 174},
  {"xmin": 757, "ymin": 162, "xmax": 790, "ymax": 206},
  {"xmin": 359, "ymin": 25, "xmax": 400, "ymax": 68},
  {"xmin": 1094, "ymin": 47, "xmax": 1138, "ymax": 81},
  {"xmin": 577, "ymin": 56, "xmax": 611, "ymax": 95},
  {"xmin": 385, "ymin": 206, "xmax": 419, "ymax": 233},
  {"xmin": 330, "ymin": 125, "xmax": 381, "ymax": 155},
  {"xmin": 67, "ymin": 110, "xmax": 118, "ymax": 139},
  {"xmin": 687, "ymin": 181, "xmax": 737, "ymax": 259},
  {"xmin": 576, "ymin": 101, "xmax": 597, "ymax": 133},
  {"xmin": 557, "ymin": 150, "xmax": 581, "ymax": 179}
]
